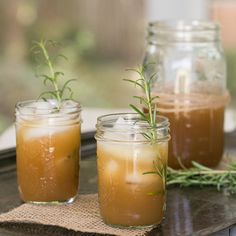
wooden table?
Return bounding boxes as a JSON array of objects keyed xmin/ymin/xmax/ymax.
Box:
[{"xmin": 0, "ymin": 131, "xmax": 236, "ymax": 236}]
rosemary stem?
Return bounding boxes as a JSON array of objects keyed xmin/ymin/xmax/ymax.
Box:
[
  {"xmin": 142, "ymin": 74, "xmax": 156, "ymax": 140},
  {"xmin": 40, "ymin": 41, "xmax": 61, "ymax": 104},
  {"xmin": 168, "ymin": 170, "xmax": 236, "ymax": 175}
]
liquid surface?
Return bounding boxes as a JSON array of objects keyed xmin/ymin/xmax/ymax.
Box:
[
  {"xmin": 16, "ymin": 120, "xmax": 81, "ymax": 202},
  {"xmin": 97, "ymin": 141, "xmax": 168, "ymax": 227}
]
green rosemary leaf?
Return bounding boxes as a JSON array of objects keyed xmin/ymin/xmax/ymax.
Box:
[
  {"xmin": 30, "ymin": 45, "xmax": 39, "ymax": 52},
  {"xmin": 142, "ymin": 62, "xmax": 156, "ymax": 71},
  {"xmin": 38, "ymin": 91, "xmax": 58, "ymax": 100},
  {"xmin": 54, "ymin": 71, "xmax": 64, "ymax": 77},
  {"xmin": 37, "ymin": 75, "xmax": 54, "ymax": 86},
  {"xmin": 143, "ymin": 171, "xmax": 156, "ymax": 175},
  {"xmin": 62, "ymin": 78, "xmax": 77, "ymax": 89},
  {"xmin": 61, "ymin": 79, "xmax": 77, "ymax": 97},
  {"xmin": 63, "ymin": 86, "xmax": 72, "ymax": 93},
  {"xmin": 141, "ymin": 132, "xmax": 152, "ymax": 140},
  {"xmin": 61, "ymin": 86, "xmax": 72, "ymax": 98},
  {"xmin": 149, "ymin": 72, "xmax": 158, "ymax": 83},
  {"xmin": 129, "ymin": 104, "xmax": 146, "ymax": 119},
  {"xmin": 191, "ymin": 161, "xmax": 212, "ymax": 171},
  {"xmin": 126, "ymin": 68, "xmax": 143, "ymax": 76},
  {"xmin": 47, "ymin": 39, "xmax": 60, "ymax": 47},
  {"xmin": 133, "ymin": 96, "xmax": 149, "ymax": 106},
  {"xmin": 123, "ymin": 78, "xmax": 145, "ymax": 90},
  {"xmin": 153, "ymin": 105, "xmax": 157, "ymax": 127},
  {"xmin": 150, "ymin": 95, "xmax": 160, "ymax": 102},
  {"xmin": 41, "ymin": 97, "xmax": 48, "ymax": 102},
  {"xmin": 57, "ymin": 54, "xmax": 68, "ymax": 61}
]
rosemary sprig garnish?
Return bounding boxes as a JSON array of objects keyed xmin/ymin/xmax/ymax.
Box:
[
  {"xmin": 32, "ymin": 39, "xmax": 76, "ymax": 109},
  {"xmin": 143, "ymin": 158, "xmax": 167, "ymax": 196},
  {"xmin": 124, "ymin": 64, "xmax": 167, "ymax": 196},
  {"xmin": 124, "ymin": 64, "xmax": 158, "ymax": 142},
  {"xmin": 167, "ymin": 161, "xmax": 236, "ymax": 195}
]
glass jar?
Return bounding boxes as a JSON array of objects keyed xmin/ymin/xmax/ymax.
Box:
[
  {"xmin": 15, "ymin": 99, "xmax": 81, "ymax": 204},
  {"xmin": 144, "ymin": 21, "xmax": 230, "ymax": 168},
  {"xmin": 95, "ymin": 113, "xmax": 170, "ymax": 227}
]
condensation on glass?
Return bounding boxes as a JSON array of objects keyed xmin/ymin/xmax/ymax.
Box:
[
  {"xmin": 95, "ymin": 113, "xmax": 170, "ymax": 227},
  {"xmin": 144, "ymin": 21, "xmax": 230, "ymax": 168}
]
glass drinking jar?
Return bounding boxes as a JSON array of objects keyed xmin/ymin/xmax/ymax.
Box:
[
  {"xmin": 15, "ymin": 99, "xmax": 81, "ymax": 204},
  {"xmin": 95, "ymin": 113, "xmax": 170, "ymax": 228},
  {"xmin": 144, "ymin": 21, "xmax": 230, "ymax": 168}
]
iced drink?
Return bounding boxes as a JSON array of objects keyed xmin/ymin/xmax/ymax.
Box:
[
  {"xmin": 95, "ymin": 114, "xmax": 170, "ymax": 227},
  {"xmin": 97, "ymin": 142, "xmax": 168, "ymax": 226},
  {"xmin": 15, "ymin": 100, "xmax": 81, "ymax": 203}
]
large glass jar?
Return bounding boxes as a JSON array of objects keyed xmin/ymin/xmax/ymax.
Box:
[
  {"xmin": 143, "ymin": 21, "xmax": 229, "ymax": 169},
  {"xmin": 15, "ymin": 99, "xmax": 81, "ymax": 204},
  {"xmin": 95, "ymin": 113, "xmax": 170, "ymax": 227}
]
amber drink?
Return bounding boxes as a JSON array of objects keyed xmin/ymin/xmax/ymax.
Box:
[
  {"xmin": 15, "ymin": 100, "xmax": 81, "ymax": 203},
  {"xmin": 95, "ymin": 113, "xmax": 170, "ymax": 227},
  {"xmin": 158, "ymin": 93, "xmax": 228, "ymax": 168}
]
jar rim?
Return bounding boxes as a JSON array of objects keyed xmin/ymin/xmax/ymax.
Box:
[
  {"xmin": 15, "ymin": 99, "xmax": 82, "ymax": 125},
  {"xmin": 96, "ymin": 113, "xmax": 169, "ymax": 130},
  {"xmin": 147, "ymin": 20, "xmax": 220, "ymax": 44},
  {"xmin": 149, "ymin": 20, "xmax": 220, "ymax": 32},
  {"xmin": 16, "ymin": 99, "xmax": 82, "ymax": 114},
  {"xmin": 95, "ymin": 113, "xmax": 170, "ymax": 143}
]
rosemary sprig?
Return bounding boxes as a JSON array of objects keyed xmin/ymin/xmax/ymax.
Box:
[
  {"xmin": 143, "ymin": 158, "xmax": 167, "ymax": 196},
  {"xmin": 32, "ymin": 39, "xmax": 76, "ymax": 108},
  {"xmin": 124, "ymin": 64, "xmax": 158, "ymax": 142},
  {"xmin": 124, "ymin": 64, "xmax": 167, "ymax": 196},
  {"xmin": 167, "ymin": 161, "xmax": 236, "ymax": 195}
]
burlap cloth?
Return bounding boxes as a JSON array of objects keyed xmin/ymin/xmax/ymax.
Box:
[{"xmin": 0, "ymin": 194, "xmax": 154, "ymax": 236}]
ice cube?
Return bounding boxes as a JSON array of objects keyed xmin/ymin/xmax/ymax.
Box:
[
  {"xmin": 23, "ymin": 125, "xmax": 53, "ymax": 140},
  {"xmin": 18, "ymin": 100, "xmax": 75, "ymax": 140},
  {"xmin": 103, "ymin": 116, "xmax": 150, "ymax": 142},
  {"xmin": 114, "ymin": 117, "xmax": 127, "ymax": 128},
  {"xmin": 23, "ymin": 127, "xmax": 65, "ymax": 140},
  {"xmin": 103, "ymin": 117, "xmax": 133, "ymax": 141},
  {"xmin": 23, "ymin": 120, "xmax": 69, "ymax": 140},
  {"xmin": 126, "ymin": 170, "xmax": 159, "ymax": 185},
  {"xmin": 105, "ymin": 160, "xmax": 118, "ymax": 175},
  {"xmin": 98, "ymin": 141, "xmax": 162, "ymax": 165},
  {"xmin": 61, "ymin": 100, "xmax": 77, "ymax": 108},
  {"xmin": 18, "ymin": 106, "xmax": 34, "ymax": 116},
  {"xmin": 17, "ymin": 101, "xmax": 55, "ymax": 118},
  {"xmin": 126, "ymin": 172, "xmax": 141, "ymax": 184},
  {"xmin": 31, "ymin": 101, "xmax": 54, "ymax": 115},
  {"xmin": 59, "ymin": 100, "xmax": 79, "ymax": 114}
]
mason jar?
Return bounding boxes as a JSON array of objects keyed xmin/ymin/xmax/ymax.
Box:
[
  {"xmin": 95, "ymin": 113, "xmax": 170, "ymax": 227},
  {"xmin": 143, "ymin": 21, "xmax": 230, "ymax": 169},
  {"xmin": 15, "ymin": 99, "xmax": 81, "ymax": 204}
]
